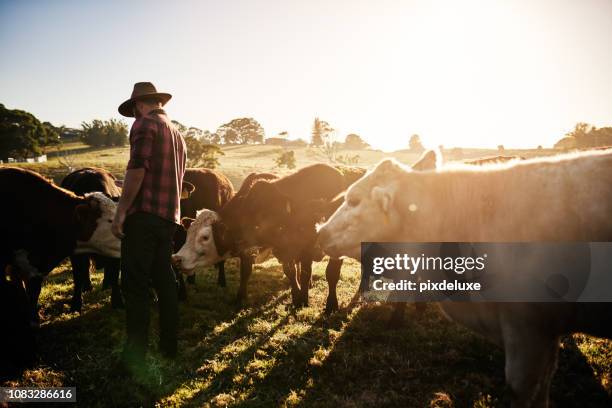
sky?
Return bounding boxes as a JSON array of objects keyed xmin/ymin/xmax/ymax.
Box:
[{"xmin": 1, "ymin": 0, "xmax": 611, "ymax": 151}]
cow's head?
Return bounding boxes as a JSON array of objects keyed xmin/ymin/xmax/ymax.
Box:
[
  {"xmin": 172, "ymin": 210, "xmax": 225, "ymax": 274},
  {"xmin": 180, "ymin": 181, "xmax": 196, "ymax": 200},
  {"xmin": 74, "ymin": 192, "xmax": 121, "ymax": 258},
  {"xmin": 318, "ymin": 151, "xmax": 438, "ymax": 260}
]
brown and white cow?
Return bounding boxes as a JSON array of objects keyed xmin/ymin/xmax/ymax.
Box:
[
  {"xmin": 317, "ymin": 150, "xmax": 612, "ymax": 407},
  {"xmin": 61, "ymin": 167, "xmax": 124, "ymax": 312},
  {"xmin": 174, "ymin": 168, "xmax": 235, "ymax": 291},
  {"xmin": 173, "ymin": 172, "xmax": 277, "ymax": 305},
  {"xmin": 0, "ymin": 167, "xmax": 121, "ymax": 323}
]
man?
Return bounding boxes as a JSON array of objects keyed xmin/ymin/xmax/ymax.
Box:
[{"xmin": 112, "ymin": 82, "xmax": 186, "ymax": 370}]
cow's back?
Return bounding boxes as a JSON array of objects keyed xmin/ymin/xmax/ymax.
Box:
[
  {"xmin": 274, "ymin": 163, "xmax": 346, "ymax": 202},
  {"xmin": 61, "ymin": 167, "xmax": 121, "ymax": 199},
  {"xmin": 181, "ymin": 168, "xmax": 235, "ymax": 219}
]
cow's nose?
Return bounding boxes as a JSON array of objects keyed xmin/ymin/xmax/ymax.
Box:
[{"xmin": 171, "ymin": 254, "xmax": 182, "ymax": 268}]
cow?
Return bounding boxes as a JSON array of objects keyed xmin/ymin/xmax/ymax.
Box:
[
  {"xmin": 173, "ymin": 164, "xmax": 365, "ymax": 312},
  {"xmin": 61, "ymin": 167, "xmax": 123, "ymax": 312},
  {"xmin": 0, "ymin": 167, "xmax": 121, "ymax": 325},
  {"xmin": 317, "ymin": 150, "xmax": 612, "ymax": 407},
  {"xmin": 172, "ymin": 172, "xmax": 277, "ymax": 306},
  {"xmin": 177, "ymin": 168, "xmax": 235, "ymax": 288}
]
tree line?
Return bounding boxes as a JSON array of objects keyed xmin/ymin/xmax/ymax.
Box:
[{"xmin": 3, "ymin": 102, "xmax": 611, "ymax": 162}]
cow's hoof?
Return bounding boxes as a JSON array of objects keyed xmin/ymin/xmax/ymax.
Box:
[
  {"xmin": 178, "ymin": 286, "xmax": 188, "ymax": 302},
  {"xmin": 111, "ymin": 297, "xmax": 124, "ymax": 309},
  {"xmin": 186, "ymin": 275, "xmax": 196, "ymax": 285},
  {"xmin": 70, "ymin": 299, "xmax": 83, "ymax": 313},
  {"xmin": 70, "ymin": 303, "xmax": 83, "ymax": 313},
  {"xmin": 324, "ymin": 299, "xmax": 339, "ymax": 315}
]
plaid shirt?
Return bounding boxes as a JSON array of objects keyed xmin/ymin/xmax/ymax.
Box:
[{"xmin": 126, "ymin": 108, "xmax": 186, "ymax": 224}]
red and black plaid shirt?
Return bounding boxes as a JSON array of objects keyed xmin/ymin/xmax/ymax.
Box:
[{"xmin": 127, "ymin": 108, "xmax": 186, "ymax": 224}]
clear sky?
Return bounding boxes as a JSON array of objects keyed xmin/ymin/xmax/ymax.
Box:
[{"xmin": 1, "ymin": 0, "xmax": 611, "ymax": 151}]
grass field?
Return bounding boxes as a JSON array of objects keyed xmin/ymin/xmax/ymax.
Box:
[{"xmin": 2, "ymin": 144, "xmax": 611, "ymax": 407}]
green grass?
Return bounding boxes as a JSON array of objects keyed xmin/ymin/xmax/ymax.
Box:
[
  {"xmin": 2, "ymin": 259, "xmax": 611, "ymax": 407},
  {"xmin": 2, "ymin": 145, "xmax": 610, "ymax": 407}
]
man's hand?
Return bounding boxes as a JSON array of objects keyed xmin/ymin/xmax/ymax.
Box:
[{"xmin": 112, "ymin": 210, "xmax": 126, "ymax": 239}]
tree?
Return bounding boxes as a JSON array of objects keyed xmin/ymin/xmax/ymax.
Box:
[
  {"xmin": 171, "ymin": 120, "xmax": 188, "ymax": 135},
  {"xmin": 553, "ymin": 122, "xmax": 612, "ymax": 150},
  {"xmin": 344, "ymin": 133, "xmax": 369, "ymax": 150},
  {"xmin": 81, "ymin": 119, "xmax": 128, "ymax": 147},
  {"xmin": 184, "ymin": 135, "xmax": 224, "ymax": 168},
  {"xmin": 497, "ymin": 145, "xmax": 505, "ymax": 153},
  {"xmin": 409, "ymin": 134, "xmax": 425, "ymax": 153},
  {"xmin": 216, "ymin": 117, "xmax": 264, "ymax": 144},
  {"xmin": 311, "ymin": 117, "xmax": 333, "ymax": 146},
  {"xmin": 275, "ymin": 150, "xmax": 296, "ymax": 169},
  {"xmin": 0, "ymin": 103, "xmax": 53, "ymax": 160}
]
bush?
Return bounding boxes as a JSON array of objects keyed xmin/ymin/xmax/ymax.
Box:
[{"xmin": 275, "ymin": 150, "xmax": 296, "ymax": 169}]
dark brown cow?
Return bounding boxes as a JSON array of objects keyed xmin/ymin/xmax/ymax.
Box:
[
  {"xmin": 61, "ymin": 168, "xmax": 123, "ymax": 312},
  {"xmin": 0, "ymin": 167, "xmax": 120, "ymax": 324}
]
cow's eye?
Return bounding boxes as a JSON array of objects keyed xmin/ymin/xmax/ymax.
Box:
[
  {"xmin": 201, "ymin": 235, "xmax": 210, "ymax": 242},
  {"xmin": 347, "ymin": 197, "xmax": 360, "ymax": 207},
  {"xmin": 108, "ymin": 219, "xmax": 113, "ymax": 223}
]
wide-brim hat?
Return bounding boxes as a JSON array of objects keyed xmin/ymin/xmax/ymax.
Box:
[{"xmin": 118, "ymin": 82, "xmax": 172, "ymax": 117}]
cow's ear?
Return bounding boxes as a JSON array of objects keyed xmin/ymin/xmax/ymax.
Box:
[
  {"xmin": 181, "ymin": 181, "xmax": 196, "ymax": 199},
  {"xmin": 181, "ymin": 217, "xmax": 195, "ymax": 230},
  {"xmin": 75, "ymin": 203, "xmax": 90, "ymax": 222},
  {"xmin": 412, "ymin": 150, "xmax": 438, "ymax": 171},
  {"xmin": 114, "ymin": 179, "xmax": 124, "ymax": 188}
]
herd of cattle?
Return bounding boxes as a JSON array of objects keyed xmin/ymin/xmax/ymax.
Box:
[{"xmin": 1, "ymin": 149, "xmax": 611, "ymax": 407}]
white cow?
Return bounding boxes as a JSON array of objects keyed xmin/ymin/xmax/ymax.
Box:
[{"xmin": 318, "ymin": 150, "xmax": 612, "ymax": 407}]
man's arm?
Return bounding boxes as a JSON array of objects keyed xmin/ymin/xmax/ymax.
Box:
[
  {"xmin": 111, "ymin": 118, "xmax": 154, "ymax": 238},
  {"xmin": 112, "ymin": 169, "xmax": 145, "ymax": 239}
]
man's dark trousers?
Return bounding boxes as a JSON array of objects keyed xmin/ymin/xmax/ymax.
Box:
[{"xmin": 121, "ymin": 212, "xmax": 178, "ymax": 363}]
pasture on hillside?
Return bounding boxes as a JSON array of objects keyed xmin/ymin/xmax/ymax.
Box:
[{"xmin": 2, "ymin": 145, "xmax": 611, "ymax": 407}]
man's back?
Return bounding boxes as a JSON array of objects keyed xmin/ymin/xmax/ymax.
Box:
[{"xmin": 127, "ymin": 108, "xmax": 186, "ymax": 224}]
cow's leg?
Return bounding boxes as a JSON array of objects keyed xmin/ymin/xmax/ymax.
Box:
[
  {"xmin": 83, "ymin": 257, "xmax": 93, "ymax": 292},
  {"xmin": 387, "ymin": 303, "xmax": 407, "ymax": 329},
  {"xmin": 282, "ymin": 261, "xmax": 301, "ymax": 306},
  {"xmin": 504, "ymin": 329, "xmax": 559, "ymax": 408},
  {"xmin": 236, "ymin": 255, "xmax": 253, "ymax": 306},
  {"xmin": 25, "ymin": 276, "xmax": 43, "ymax": 326},
  {"xmin": 298, "ymin": 259, "xmax": 312, "ymax": 307},
  {"xmin": 216, "ymin": 261, "xmax": 226, "ymax": 287},
  {"xmin": 105, "ymin": 258, "xmax": 124, "ymax": 309},
  {"xmin": 186, "ymin": 273, "xmax": 196, "ymax": 285},
  {"xmin": 70, "ymin": 255, "xmax": 90, "ymax": 312},
  {"xmin": 175, "ymin": 268, "xmax": 187, "ymax": 302},
  {"xmin": 324, "ymin": 258, "xmax": 343, "ymax": 314}
]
